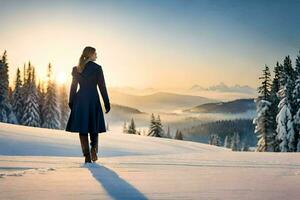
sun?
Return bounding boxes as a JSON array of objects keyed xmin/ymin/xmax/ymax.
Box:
[{"xmin": 56, "ymin": 71, "xmax": 67, "ymax": 85}]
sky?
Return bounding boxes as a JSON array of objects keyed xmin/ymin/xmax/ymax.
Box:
[{"xmin": 1, "ymin": 0, "xmax": 300, "ymax": 91}]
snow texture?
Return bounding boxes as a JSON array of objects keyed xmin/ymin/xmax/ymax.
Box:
[{"xmin": 1, "ymin": 122, "xmax": 300, "ymax": 200}]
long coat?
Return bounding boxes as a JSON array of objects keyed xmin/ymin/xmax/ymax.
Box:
[{"xmin": 65, "ymin": 61, "xmax": 110, "ymax": 134}]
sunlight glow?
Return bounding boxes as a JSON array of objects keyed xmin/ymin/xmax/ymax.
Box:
[{"xmin": 56, "ymin": 71, "xmax": 67, "ymax": 85}]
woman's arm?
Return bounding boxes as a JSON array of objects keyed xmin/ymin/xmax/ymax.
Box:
[
  {"xmin": 68, "ymin": 67, "xmax": 78, "ymax": 109},
  {"xmin": 97, "ymin": 66, "xmax": 110, "ymax": 113}
]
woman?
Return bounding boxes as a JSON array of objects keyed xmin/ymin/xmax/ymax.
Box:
[{"xmin": 66, "ymin": 46, "xmax": 111, "ymax": 163}]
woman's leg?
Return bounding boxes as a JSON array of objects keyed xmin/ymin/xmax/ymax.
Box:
[
  {"xmin": 89, "ymin": 133, "xmax": 99, "ymax": 152},
  {"xmin": 89, "ymin": 133, "xmax": 99, "ymax": 161},
  {"xmin": 79, "ymin": 132, "xmax": 91, "ymax": 163}
]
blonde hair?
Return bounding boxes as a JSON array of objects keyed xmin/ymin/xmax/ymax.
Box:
[{"xmin": 77, "ymin": 46, "xmax": 96, "ymax": 73}]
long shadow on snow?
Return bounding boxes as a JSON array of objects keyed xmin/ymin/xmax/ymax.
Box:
[{"xmin": 86, "ymin": 163, "xmax": 148, "ymax": 200}]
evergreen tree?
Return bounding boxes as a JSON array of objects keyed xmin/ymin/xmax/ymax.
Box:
[
  {"xmin": 276, "ymin": 57, "xmax": 296, "ymax": 152},
  {"xmin": 37, "ymin": 80, "xmax": 45, "ymax": 126},
  {"xmin": 253, "ymin": 65, "xmax": 275, "ymax": 151},
  {"xmin": 20, "ymin": 63, "xmax": 41, "ymax": 127},
  {"xmin": 241, "ymin": 141, "xmax": 249, "ymax": 151},
  {"xmin": 123, "ymin": 121, "xmax": 128, "ymax": 133},
  {"xmin": 269, "ymin": 62, "xmax": 282, "ymax": 151},
  {"xmin": 175, "ymin": 129, "xmax": 183, "ymax": 140},
  {"xmin": 12, "ymin": 68, "xmax": 23, "ymax": 123},
  {"xmin": 127, "ymin": 117, "xmax": 136, "ymax": 134},
  {"xmin": 293, "ymin": 50, "xmax": 300, "ymax": 151},
  {"xmin": 224, "ymin": 135, "xmax": 231, "ymax": 148},
  {"xmin": 147, "ymin": 113, "xmax": 163, "ymax": 137},
  {"xmin": 58, "ymin": 84, "xmax": 69, "ymax": 130},
  {"xmin": 231, "ymin": 132, "xmax": 241, "ymax": 151},
  {"xmin": 210, "ymin": 134, "xmax": 221, "ymax": 146},
  {"xmin": 0, "ymin": 50, "xmax": 17, "ymax": 123},
  {"xmin": 42, "ymin": 63, "xmax": 61, "ymax": 129},
  {"xmin": 166, "ymin": 125, "xmax": 171, "ymax": 138}
]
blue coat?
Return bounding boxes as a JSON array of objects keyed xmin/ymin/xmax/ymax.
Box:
[{"xmin": 65, "ymin": 61, "xmax": 110, "ymax": 134}]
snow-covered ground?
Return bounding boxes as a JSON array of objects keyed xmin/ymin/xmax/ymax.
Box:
[{"xmin": 1, "ymin": 122, "xmax": 300, "ymax": 200}]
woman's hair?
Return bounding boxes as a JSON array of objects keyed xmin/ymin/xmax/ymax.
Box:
[{"xmin": 77, "ymin": 46, "xmax": 96, "ymax": 73}]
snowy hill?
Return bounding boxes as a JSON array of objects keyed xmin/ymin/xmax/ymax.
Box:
[
  {"xmin": 109, "ymin": 90, "xmax": 217, "ymax": 112},
  {"xmin": 1, "ymin": 122, "xmax": 300, "ymax": 200},
  {"xmin": 183, "ymin": 98, "xmax": 255, "ymax": 114}
]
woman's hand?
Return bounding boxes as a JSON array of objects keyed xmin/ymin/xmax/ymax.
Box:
[
  {"xmin": 68, "ymin": 102, "xmax": 73, "ymax": 110},
  {"xmin": 105, "ymin": 103, "xmax": 110, "ymax": 113}
]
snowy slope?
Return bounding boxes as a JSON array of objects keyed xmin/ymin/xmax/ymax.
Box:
[{"xmin": 1, "ymin": 122, "xmax": 300, "ymax": 200}]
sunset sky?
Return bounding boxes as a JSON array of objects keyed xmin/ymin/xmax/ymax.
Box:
[{"xmin": 1, "ymin": 0, "xmax": 300, "ymax": 91}]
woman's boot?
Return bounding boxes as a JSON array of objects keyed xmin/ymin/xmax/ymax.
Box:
[
  {"xmin": 90, "ymin": 134, "xmax": 98, "ymax": 162},
  {"xmin": 79, "ymin": 134, "xmax": 91, "ymax": 163}
]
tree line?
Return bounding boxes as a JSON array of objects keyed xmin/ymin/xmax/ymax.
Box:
[
  {"xmin": 0, "ymin": 50, "xmax": 69, "ymax": 129},
  {"xmin": 123, "ymin": 113, "xmax": 184, "ymax": 140},
  {"xmin": 253, "ymin": 50, "xmax": 300, "ymax": 152}
]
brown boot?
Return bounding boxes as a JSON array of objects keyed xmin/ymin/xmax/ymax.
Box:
[
  {"xmin": 79, "ymin": 134, "xmax": 91, "ymax": 163},
  {"xmin": 90, "ymin": 134, "xmax": 98, "ymax": 162},
  {"xmin": 91, "ymin": 147, "xmax": 98, "ymax": 162}
]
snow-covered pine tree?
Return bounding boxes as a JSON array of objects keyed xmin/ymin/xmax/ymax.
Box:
[
  {"xmin": 166, "ymin": 125, "xmax": 171, "ymax": 138},
  {"xmin": 42, "ymin": 63, "xmax": 61, "ymax": 129},
  {"xmin": 276, "ymin": 56, "xmax": 296, "ymax": 152},
  {"xmin": 58, "ymin": 84, "xmax": 69, "ymax": 130},
  {"xmin": 20, "ymin": 63, "xmax": 41, "ymax": 127},
  {"xmin": 175, "ymin": 129, "xmax": 183, "ymax": 140},
  {"xmin": 210, "ymin": 134, "xmax": 221, "ymax": 146},
  {"xmin": 156, "ymin": 114, "xmax": 164, "ymax": 135},
  {"xmin": 293, "ymin": 50, "xmax": 300, "ymax": 151},
  {"xmin": 231, "ymin": 132, "xmax": 241, "ymax": 151},
  {"xmin": 269, "ymin": 62, "xmax": 282, "ymax": 152},
  {"xmin": 224, "ymin": 135, "xmax": 229, "ymax": 148},
  {"xmin": 12, "ymin": 68, "xmax": 23, "ymax": 123},
  {"xmin": 0, "ymin": 50, "xmax": 17, "ymax": 124},
  {"xmin": 123, "ymin": 121, "xmax": 128, "ymax": 133},
  {"xmin": 147, "ymin": 113, "xmax": 163, "ymax": 137},
  {"xmin": 127, "ymin": 117, "xmax": 136, "ymax": 134},
  {"xmin": 253, "ymin": 65, "xmax": 275, "ymax": 152},
  {"xmin": 37, "ymin": 80, "xmax": 45, "ymax": 126}
]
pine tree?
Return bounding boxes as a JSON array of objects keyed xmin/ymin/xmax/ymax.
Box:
[
  {"xmin": 253, "ymin": 65, "xmax": 275, "ymax": 151},
  {"xmin": 224, "ymin": 135, "xmax": 231, "ymax": 148},
  {"xmin": 127, "ymin": 117, "xmax": 136, "ymax": 134},
  {"xmin": 147, "ymin": 113, "xmax": 163, "ymax": 137},
  {"xmin": 210, "ymin": 134, "xmax": 221, "ymax": 146},
  {"xmin": 58, "ymin": 84, "xmax": 69, "ymax": 130},
  {"xmin": 175, "ymin": 129, "xmax": 183, "ymax": 140},
  {"xmin": 37, "ymin": 80, "xmax": 45, "ymax": 126},
  {"xmin": 123, "ymin": 121, "xmax": 128, "ymax": 133},
  {"xmin": 20, "ymin": 63, "xmax": 41, "ymax": 127},
  {"xmin": 269, "ymin": 62, "xmax": 282, "ymax": 151},
  {"xmin": 12, "ymin": 68, "xmax": 23, "ymax": 123},
  {"xmin": 231, "ymin": 132, "xmax": 241, "ymax": 151},
  {"xmin": 0, "ymin": 50, "xmax": 17, "ymax": 123},
  {"xmin": 241, "ymin": 141, "xmax": 249, "ymax": 151},
  {"xmin": 293, "ymin": 50, "xmax": 300, "ymax": 151},
  {"xmin": 276, "ymin": 56, "xmax": 296, "ymax": 152},
  {"xmin": 42, "ymin": 63, "xmax": 61, "ymax": 129},
  {"xmin": 166, "ymin": 125, "xmax": 171, "ymax": 138}
]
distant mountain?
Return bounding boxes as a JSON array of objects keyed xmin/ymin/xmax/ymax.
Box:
[
  {"xmin": 109, "ymin": 90, "xmax": 218, "ymax": 112},
  {"xmin": 189, "ymin": 82, "xmax": 256, "ymax": 94},
  {"xmin": 183, "ymin": 98, "xmax": 255, "ymax": 114},
  {"xmin": 111, "ymin": 104, "xmax": 144, "ymax": 114}
]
